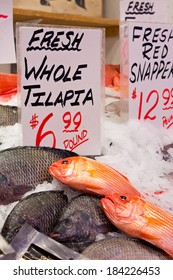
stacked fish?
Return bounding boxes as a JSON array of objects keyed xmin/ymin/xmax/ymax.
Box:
[
  {"xmin": 1, "ymin": 73, "xmax": 173, "ymax": 260},
  {"xmin": 49, "ymin": 156, "xmax": 173, "ymax": 259}
]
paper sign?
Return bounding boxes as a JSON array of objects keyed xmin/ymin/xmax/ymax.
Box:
[
  {"xmin": 17, "ymin": 24, "xmax": 104, "ymax": 155},
  {"xmin": 128, "ymin": 21, "xmax": 173, "ymax": 129},
  {"xmin": 0, "ymin": 0, "xmax": 16, "ymax": 64},
  {"xmin": 120, "ymin": 0, "xmax": 168, "ymax": 22}
]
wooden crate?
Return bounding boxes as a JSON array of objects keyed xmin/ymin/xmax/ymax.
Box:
[{"xmin": 13, "ymin": 0, "xmax": 102, "ymax": 18}]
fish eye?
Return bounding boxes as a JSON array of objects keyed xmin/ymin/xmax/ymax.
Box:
[
  {"xmin": 61, "ymin": 160, "xmax": 69, "ymax": 165},
  {"xmin": 120, "ymin": 195, "xmax": 127, "ymax": 200},
  {"xmin": 63, "ymin": 219, "xmax": 72, "ymax": 227}
]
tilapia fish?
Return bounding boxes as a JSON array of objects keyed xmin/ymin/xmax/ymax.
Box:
[
  {"xmin": 50, "ymin": 194, "xmax": 114, "ymax": 251},
  {"xmin": 81, "ymin": 234, "xmax": 172, "ymax": 260},
  {"xmin": 0, "ymin": 146, "xmax": 77, "ymax": 205},
  {"xmin": 0, "ymin": 105, "xmax": 18, "ymax": 126},
  {"xmin": 1, "ymin": 190, "xmax": 68, "ymax": 243}
]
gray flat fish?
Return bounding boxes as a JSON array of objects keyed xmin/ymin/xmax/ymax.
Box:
[
  {"xmin": 0, "ymin": 146, "xmax": 78, "ymax": 204},
  {"xmin": 81, "ymin": 234, "xmax": 172, "ymax": 260},
  {"xmin": 1, "ymin": 190, "xmax": 68, "ymax": 243},
  {"xmin": 50, "ymin": 194, "xmax": 115, "ymax": 251}
]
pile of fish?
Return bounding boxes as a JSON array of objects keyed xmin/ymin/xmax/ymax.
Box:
[
  {"xmin": 1, "ymin": 72, "xmax": 173, "ymax": 260},
  {"xmin": 49, "ymin": 156, "xmax": 173, "ymax": 259},
  {"xmin": 0, "ymin": 146, "xmax": 173, "ymax": 259}
]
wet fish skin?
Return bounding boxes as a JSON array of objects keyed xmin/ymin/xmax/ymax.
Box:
[
  {"xmin": 0, "ymin": 146, "xmax": 78, "ymax": 205},
  {"xmin": 49, "ymin": 156, "xmax": 141, "ymax": 196},
  {"xmin": 101, "ymin": 193, "xmax": 173, "ymax": 258},
  {"xmin": 1, "ymin": 190, "xmax": 68, "ymax": 243},
  {"xmin": 0, "ymin": 105, "xmax": 18, "ymax": 126},
  {"xmin": 50, "ymin": 194, "xmax": 114, "ymax": 251},
  {"xmin": 81, "ymin": 234, "xmax": 172, "ymax": 260}
]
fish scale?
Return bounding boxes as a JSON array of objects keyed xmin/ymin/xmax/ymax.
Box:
[
  {"xmin": 82, "ymin": 235, "xmax": 172, "ymax": 260},
  {"xmin": 0, "ymin": 146, "xmax": 78, "ymax": 204},
  {"xmin": 0, "ymin": 105, "xmax": 18, "ymax": 127}
]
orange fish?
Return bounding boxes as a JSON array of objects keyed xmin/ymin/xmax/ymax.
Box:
[
  {"xmin": 101, "ymin": 193, "xmax": 173, "ymax": 257},
  {"xmin": 105, "ymin": 64, "xmax": 128, "ymax": 98},
  {"xmin": 105, "ymin": 64, "xmax": 120, "ymax": 90},
  {"xmin": 49, "ymin": 156, "xmax": 141, "ymax": 197},
  {"xmin": 0, "ymin": 73, "xmax": 17, "ymax": 101}
]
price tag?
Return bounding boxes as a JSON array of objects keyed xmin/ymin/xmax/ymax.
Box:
[
  {"xmin": 0, "ymin": 0, "xmax": 16, "ymax": 64},
  {"xmin": 120, "ymin": 0, "xmax": 168, "ymax": 22},
  {"xmin": 128, "ymin": 21, "xmax": 173, "ymax": 129},
  {"xmin": 120, "ymin": 0, "xmax": 168, "ymax": 93},
  {"xmin": 17, "ymin": 24, "xmax": 104, "ymax": 155}
]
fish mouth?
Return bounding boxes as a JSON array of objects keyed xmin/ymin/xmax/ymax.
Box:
[
  {"xmin": 49, "ymin": 231, "xmax": 69, "ymax": 242},
  {"xmin": 49, "ymin": 164, "xmax": 61, "ymax": 177},
  {"xmin": 49, "ymin": 231, "xmax": 61, "ymax": 240},
  {"xmin": 102, "ymin": 195, "xmax": 124, "ymax": 215},
  {"xmin": 105, "ymin": 196, "xmax": 114, "ymax": 206},
  {"xmin": 49, "ymin": 162, "xmax": 74, "ymax": 178},
  {"xmin": 101, "ymin": 196, "xmax": 114, "ymax": 211}
]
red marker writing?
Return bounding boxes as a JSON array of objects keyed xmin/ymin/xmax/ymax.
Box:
[{"xmin": 0, "ymin": 14, "xmax": 8, "ymax": 19}]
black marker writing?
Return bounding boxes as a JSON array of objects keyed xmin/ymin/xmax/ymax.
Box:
[
  {"xmin": 27, "ymin": 28, "xmax": 84, "ymax": 51},
  {"xmin": 130, "ymin": 25, "xmax": 173, "ymax": 83},
  {"xmin": 126, "ymin": 1, "xmax": 155, "ymax": 15},
  {"xmin": 24, "ymin": 55, "xmax": 87, "ymax": 82},
  {"xmin": 23, "ymin": 84, "xmax": 94, "ymax": 107}
]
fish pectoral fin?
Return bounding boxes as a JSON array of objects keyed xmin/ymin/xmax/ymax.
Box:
[
  {"xmin": 146, "ymin": 216, "xmax": 165, "ymax": 227},
  {"xmin": 140, "ymin": 231, "xmax": 160, "ymax": 241},
  {"xmin": 86, "ymin": 184, "xmax": 105, "ymax": 192}
]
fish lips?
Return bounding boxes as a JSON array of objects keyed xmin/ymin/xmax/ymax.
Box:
[
  {"xmin": 49, "ymin": 231, "xmax": 62, "ymax": 241},
  {"xmin": 49, "ymin": 161, "xmax": 74, "ymax": 179}
]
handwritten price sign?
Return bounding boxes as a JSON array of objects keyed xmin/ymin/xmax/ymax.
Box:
[
  {"xmin": 0, "ymin": 0, "xmax": 16, "ymax": 63},
  {"xmin": 17, "ymin": 25, "xmax": 104, "ymax": 155},
  {"xmin": 128, "ymin": 21, "xmax": 173, "ymax": 129},
  {"xmin": 131, "ymin": 87, "xmax": 173, "ymax": 128}
]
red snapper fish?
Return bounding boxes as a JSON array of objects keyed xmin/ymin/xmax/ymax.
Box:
[
  {"xmin": 101, "ymin": 193, "xmax": 173, "ymax": 258},
  {"xmin": 105, "ymin": 64, "xmax": 128, "ymax": 98},
  {"xmin": 0, "ymin": 73, "xmax": 17, "ymax": 102},
  {"xmin": 105, "ymin": 64, "xmax": 120, "ymax": 90},
  {"xmin": 49, "ymin": 156, "xmax": 141, "ymax": 197}
]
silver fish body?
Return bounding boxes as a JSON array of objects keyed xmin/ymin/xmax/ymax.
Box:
[
  {"xmin": 1, "ymin": 190, "xmax": 68, "ymax": 243},
  {"xmin": 0, "ymin": 146, "xmax": 78, "ymax": 204},
  {"xmin": 0, "ymin": 105, "xmax": 18, "ymax": 126},
  {"xmin": 81, "ymin": 234, "xmax": 172, "ymax": 260},
  {"xmin": 50, "ymin": 194, "xmax": 114, "ymax": 251}
]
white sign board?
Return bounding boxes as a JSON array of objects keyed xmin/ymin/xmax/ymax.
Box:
[
  {"xmin": 0, "ymin": 0, "xmax": 16, "ymax": 63},
  {"xmin": 17, "ymin": 25, "xmax": 104, "ymax": 155},
  {"xmin": 120, "ymin": 0, "xmax": 168, "ymax": 22},
  {"xmin": 128, "ymin": 21, "xmax": 173, "ymax": 129}
]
